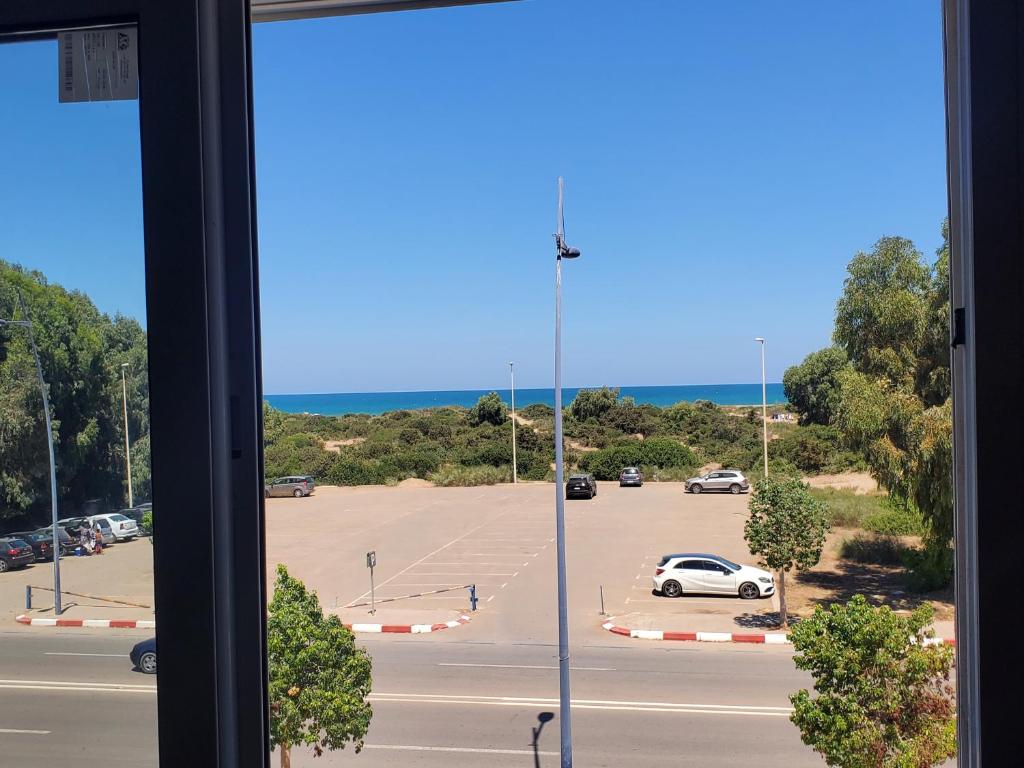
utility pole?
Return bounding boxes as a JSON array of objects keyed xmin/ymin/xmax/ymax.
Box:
[
  {"xmin": 553, "ymin": 177, "xmax": 581, "ymax": 768},
  {"xmin": 121, "ymin": 363, "xmax": 134, "ymax": 508},
  {"xmin": 509, "ymin": 361, "xmax": 517, "ymax": 484},
  {"xmin": 1, "ymin": 292, "xmax": 62, "ymax": 614}
]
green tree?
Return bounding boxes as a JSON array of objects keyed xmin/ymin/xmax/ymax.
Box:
[
  {"xmin": 268, "ymin": 565, "xmax": 372, "ymax": 768},
  {"xmin": 831, "ymin": 227, "xmax": 953, "ymax": 588},
  {"xmin": 789, "ymin": 595, "xmax": 956, "ymax": 767},
  {"xmin": 744, "ymin": 475, "xmax": 830, "ymax": 627},
  {"xmin": 834, "ymin": 237, "xmax": 931, "ymax": 387},
  {"xmin": 783, "ymin": 347, "xmax": 849, "ymax": 425},
  {"xmin": 567, "ymin": 387, "xmax": 619, "ymax": 422},
  {"xmin": 468, "ymin": 392, "xmax": 508, "ymax": 427}
]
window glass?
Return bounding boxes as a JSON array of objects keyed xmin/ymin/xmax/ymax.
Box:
[{"xmin": 0, "ymin": 31, "xmax": 156, "ymax": 766}]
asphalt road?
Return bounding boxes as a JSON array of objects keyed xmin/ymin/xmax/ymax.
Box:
[{"xmin": 0, "ymin": 629, "xmax": 822, "ymax": 767}]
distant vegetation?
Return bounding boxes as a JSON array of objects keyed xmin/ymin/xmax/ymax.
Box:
[{"xmin": 263, "ymin": 387, "xmax": 865, "ymax": 488}]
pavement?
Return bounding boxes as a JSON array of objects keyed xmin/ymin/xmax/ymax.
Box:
[{"xmin": 0, "ymin": 628, "xmax": 818, "ymax": 768}]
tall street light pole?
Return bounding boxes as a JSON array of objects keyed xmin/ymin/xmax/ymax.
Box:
[
  {"xmin": 1, "ymin": 293, "xmax": 62, "ymax": 614},
  {"xmin": 121, "ymin": 362, "xmax": 134, "ymax": 508},
  {"xmin": 756, "ymin": 337, "xmax": 768, "ymax": 476},
  {"xmin": 553, "ymin": 176, "xmax": 581, "ymax": 768},
  {"xmin": 509, "ymin": 362, "xmax": 517, "ymax": 484}
]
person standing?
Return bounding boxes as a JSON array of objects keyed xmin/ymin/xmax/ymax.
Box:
[{"xmin": 93, "ymin": 524, "xmax": 103, "ymax": 555}]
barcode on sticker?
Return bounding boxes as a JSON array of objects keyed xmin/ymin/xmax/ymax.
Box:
[{"xmin": 61, "ymin": 33, "xmax": 73, "ymax": 96}]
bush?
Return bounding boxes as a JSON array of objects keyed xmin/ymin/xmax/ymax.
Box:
[
  {"xmin": 520, "ymin": 403, "xmax": 553, "ymax": 420},
  {"xmin": 579, "ymin": 438, "xmax": 697, "ymax": 480},
  {"xmin": 863, "ymin": 501, "xmax": 926, "ymax": 536},
  {"xmin": 903, "ymin": 542, "xmax": 954, "ymax": 592},
  {"xmin": 429, "ymin": 464, "xmax": 510, "ymax": 486},
  {"xmin": 839, "ymin": 533, "xmax": 907, "ymax": 565},
  {"xmin": 468, "ymin": 393, "xmax": 508, "ymax": 427}
]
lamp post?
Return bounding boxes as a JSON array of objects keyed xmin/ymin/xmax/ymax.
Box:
[
  {"xmin": 0, "ymin": 292, "xmax": 62, "ymax": 614},
  {"xmin": 121, "ymin": 362, "xmax": 134, "ymax": 508},
  {"xmin": 509, "ymin": 361, "xmax": 517, "ymax": 484},
  {"xmin": 755, "ymin": 337, "xmax": 768, "ymax": 476},
  {"xmin": 553, "ymin": 176, "xmax": 581, "ymax": 768}
]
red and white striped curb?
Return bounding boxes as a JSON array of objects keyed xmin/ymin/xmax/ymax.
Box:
[
  {"xmin": 343, "ymin": 614, "xmax": 472, "ymax": 634},
  {"xmin": 17, "ymin": 615, "xmax": 154, "ymax": 629},
  {"xmin": 601, "ymin": 620, "xmax": 955, "ymax": 646}
]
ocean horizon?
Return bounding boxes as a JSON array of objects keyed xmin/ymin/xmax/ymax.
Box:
[{"xmin": 265, "ymin": 383, "xmax": 788, "ymax": 416}]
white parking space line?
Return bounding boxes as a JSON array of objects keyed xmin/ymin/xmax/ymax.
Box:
[
  {"xmin": 0, "ymin": 728, "xmax": 51, "ymax": 735},
  {"xmin": 363, "ymin": 745, "xmax": 557, "ymax": 757},
  {"xmin": 406, "ymin": 572, "xmax": 515, "ymax": 576},
  {"xmin": 44, "ymin": 652, "xmax": 123, "ymax": 658}
]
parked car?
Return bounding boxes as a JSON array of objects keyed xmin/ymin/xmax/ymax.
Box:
[
  {"xmin": 89, "ymin": 513, "xmax": 139, "ymax": 541},
  {"xmin": 6, "ymin": 531, "xmax": 54, "ymax": 561},
  {"xmin": 619, "ymin": 467, "xmax": 643, "ymax": 487},
  {"xmin": 36, "ymin": 526, "xmax": 75, "ymax": 555},
  {"xmin": 130, "ymin": 637, "xmax": 157, "ymax": 674},
  {"xmin": 0, "ymin": 537, "xmax": 36, "ymax": 572},
  {"xmin": 684, "ymin": 469, "xmax": 749, "ymax": 494},
  {"xmin": 121, "ymin": 507, "xmax": 150, "ymax": 536},
  {"xmin": 56, "ymin": 516, "xmax": 90, "ymax": 537},
  {"xmin": 264, "ymin": 476, "xmax": 315, "ymax": 498},
  {"xmin": 565, "ymin": 473, "xmax": 598, "ymax": 500},
  {"xmin": 653, "ymin": 553, "xmax": 774, "ymax": 599}
]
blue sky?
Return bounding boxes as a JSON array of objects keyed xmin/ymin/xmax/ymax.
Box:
[{"xmin": 0, "ymin": 1, "xmax": 948, "ymax": 394}]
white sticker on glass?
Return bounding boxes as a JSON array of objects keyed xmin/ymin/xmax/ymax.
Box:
[{"xmin": 58, "ymin": 27, "xmax": 138, "ymax": 103}]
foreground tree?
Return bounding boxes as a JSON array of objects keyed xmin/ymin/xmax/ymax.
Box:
[
  {"xmin": 744, "ymin": 475, "xmax": 829, "ymax": 627},
  {"xmin": 268, "ymin": 565, "xmax": 372, "ymax": 768},
  {"xmin": 790, "ymin": 595, "xmax": 956, "ymax": 767}
]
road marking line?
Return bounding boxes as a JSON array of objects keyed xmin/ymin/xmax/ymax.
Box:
[
  {"xmin": 487, "ymin": 595, "xmax": 495, "ymax": 602},
  {"xmin": 369, "ymin": 692, "xmax": 792, "ymax": 716},
  {"xmin": 0, "ymin": 728, "xmax": 51, "ymax": 735},
  {"xmin": 500, "ymin": 583, "xmax": 508, "ymax": 589},
  {"xmin": 44, "ymin": 652, "xmax": 124, "ymax": 658},
  {"xmin": 437, "ymin": 663, "xmax": 616, "ymax": 671},
  {"xmin": 362, "ymin": 745, "xmax": 558, "ymax": 757}
]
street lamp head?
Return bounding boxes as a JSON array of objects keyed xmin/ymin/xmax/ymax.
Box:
[
  {"xmin": 121, "ymin": 362, "xmax": 129, "ymax": 369},
  {"xmin": 755, "ymin": 337, "xmax": 765, "ymax": 343},
  {"xmin": 559, "ymin": 245, "xmax": 581, "ymax": 259}
]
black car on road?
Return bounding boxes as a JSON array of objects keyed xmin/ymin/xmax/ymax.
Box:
[
  {"xmin": 0, "ymin": 538, "xmax": 36, "ymax": 572},
  {"xmin": 565, "ymin": 473, "xmax": 598, "ymax": 500},
  {"xmin": 130, "ymin": 637, "xmax": 157, "ymax": 674}
]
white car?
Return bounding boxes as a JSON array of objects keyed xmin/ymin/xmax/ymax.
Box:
[
  {"xmin": 653, "ymin": 553, "xmax": 774, "ymax": 599},
  {"xmin": 88, "ymin": 513, "xmax": 139, "ymax": 542}
]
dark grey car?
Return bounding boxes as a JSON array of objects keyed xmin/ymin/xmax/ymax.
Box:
[
  {"xmin": 619, "ymin": 467, "xmax": 643, "ymax": 487},
  {"xmin": 264, "ymin": 476, "xmax": 315, "ymax": 498}
]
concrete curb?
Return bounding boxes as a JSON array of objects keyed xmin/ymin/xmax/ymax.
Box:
[
  {"xmin": 344, "ymin": 613, "xmax": 472, "ymax": 634},
  {"xmin": 16, "ymin": 614, "xmax": 155, "ymax": 629},
  {"xmin": 601, "ymin": 620, "xmax": 955, "ymax": 646},
  {"xmin": 14, "ymin": 613, "xmax": 473, "ymax": 634}
]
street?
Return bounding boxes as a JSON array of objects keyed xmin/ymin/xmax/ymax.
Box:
[{"xmin": 0, "ymin": 628, "xmax": 819, "ymax": 766}]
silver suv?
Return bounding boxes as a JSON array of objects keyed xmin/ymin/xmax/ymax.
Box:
[{"xmin": 684, "ymin": 470, "xmax": 749, "ymax": 494}]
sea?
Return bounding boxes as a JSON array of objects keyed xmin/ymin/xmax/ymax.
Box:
[{"xmin": 265, "ymin": 383, "xmax": 787, "ymax": 416}]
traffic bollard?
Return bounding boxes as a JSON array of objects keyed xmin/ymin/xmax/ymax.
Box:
[
  {"xmin": 25, "ymin": 585, "xmax": 31, "ymax": 610},
  {"xmin": 469, "ymin": 584, "xmax": 478, "ymax": 611}
]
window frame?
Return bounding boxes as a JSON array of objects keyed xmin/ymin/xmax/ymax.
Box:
[{"xmin": 0, "ymin": 2, "xmax": 267, "ymax": 766}]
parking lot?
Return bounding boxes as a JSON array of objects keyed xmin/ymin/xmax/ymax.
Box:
[{"xmin": 266, "ymin": 481, "xmax": 776, "ymax": 642}]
